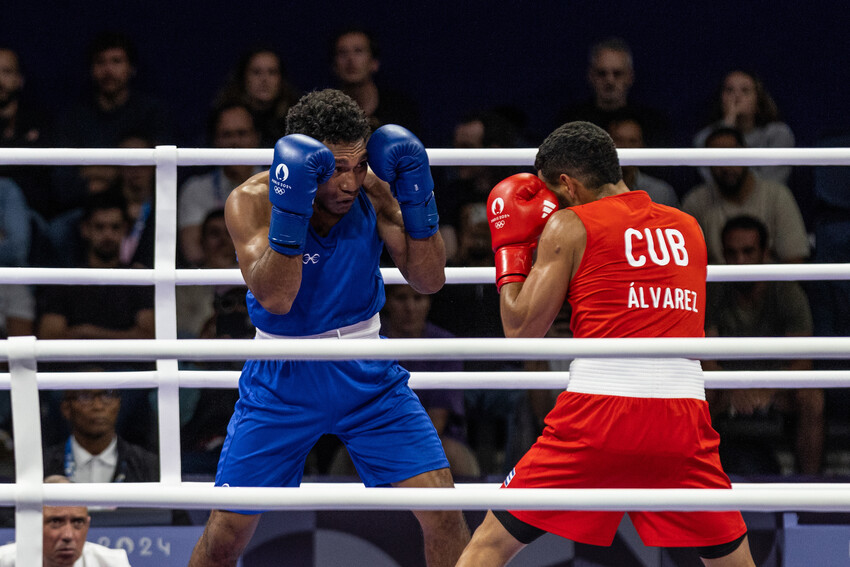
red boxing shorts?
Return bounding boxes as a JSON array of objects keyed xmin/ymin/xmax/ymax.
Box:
[{"xmin": 503, "ymin": 391, "xmax": 747, "ymax": 548}]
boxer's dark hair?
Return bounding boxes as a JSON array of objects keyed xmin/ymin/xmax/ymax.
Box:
[
  {"xmin": 535, "ymin": 121, "xmax": 622, "ymax": 190},
  {"xmin": 285, "ymin": 89, "xmax": 370, "ymax": 145}
]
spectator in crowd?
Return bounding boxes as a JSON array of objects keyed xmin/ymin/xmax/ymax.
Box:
[
  {"xmin": 0, "ymin": 281, "xmax": 34, "ymax": 478},
  {"xmin": 505, "ymin": 301, "xmax": 572, "ymax": 469},
  {"xmin": 556, "ymin": 37, "xmax": 670, "ymax": 148},
  {"xmin": 607, "ymin": 117, "xmax": 680, "ymax": 207},
  {"xmin": 331, "ymin": 27, "xmax": 422, "ymax": 136},
  {"xmin": 45, "ymin": 169, "xmax": 121, "ymax": 268},
  {"xmin": 0, "ymin": 284, "xmax": 33, "ymax": 340},
  {"xmin": 177, "ymin": 102, "xmax": 261, "ymax": 266},
  {"xmin": 0, "ymin": 176, "xmax": 35, "ymax": 449},
  {"xmin": 36, "ymin": 190, "xmax": 157, "ymax": 451},
  {"xmin": 0, "ymin": 475, "xmax": 132, "ymax": 566},
  {"xmin": 43, "ymin": 389, "xmax": 159, "ymax": 482},
  {"xmin": 180, "ymin": 286, "xmax": 250, "ymax": 475},
  {"xmin": 429, "ymin": 200, "xmax": 524, "ymax": 476},
  {"xmin": 36, "ymin": 189, "xmax": 154, "ymax": 342},
  {"xmin": 430, "ymin": 201, "xmax": 503, "ymax": 340},
  {"xmin": 0, "ymin": 46, "xmax": 53, "ymax": 220},
  {"xmin": 176, "ymin": 208, "xmax": 240, "ymax": 339},
  {"xmin": 53, "ymin": 31, "xmax": 175, "ymax": 214},
  {"xmin": 116, "ymin": 133, "xmax": 155, "ymax": 268},
  {"xmin": 438, "ymin": 110, "xmax": 525, "ymax": 264},
  {"xmin": 703, "ymin": 215, "xmax": 823, "ymax": 476},
  {"xmin": 381, "ymin": 284, "xmax": 480, "ymax": 478},
  {"xmin": 694, "ymin": 70, "xmax": 795, "ymax": 185},
  {"xmin": 174, "ymin": 208, "xmax": 243, "ymax": 477},
  {"xmin": 0, "ymin": 177, "xmax": 31, "ymax": 268},
  {"xmin": 214, "ymin": 47, "xmax": 300, "ymax": 147},
  {"xmin": 0, "ymin": 178, "xmax": 34, "ymax": 472},
  {"xmin": 681, "ymin": 127, "xmax": 809, "ymax": 264}
]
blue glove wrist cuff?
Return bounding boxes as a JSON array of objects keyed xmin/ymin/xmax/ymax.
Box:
[
  {"xmin": 400, "ymin": 192, "xmax": 440, "ymax": 239},
  {"xmin": 268, "ymin": 206, "xmax": 309, "ymax": 256}
]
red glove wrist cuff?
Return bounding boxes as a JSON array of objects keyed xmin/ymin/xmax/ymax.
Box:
[{"xmin": 494, "ymin": 245, "xmax": 534, "ymax": 293}]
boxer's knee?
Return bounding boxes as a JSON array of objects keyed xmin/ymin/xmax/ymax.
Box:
[{"xmin": 414, "ymin": 508, "xmax": 469, "ymax": 538}]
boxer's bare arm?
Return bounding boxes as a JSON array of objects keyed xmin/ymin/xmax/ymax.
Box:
[
  {"xmin": 225, "ymin": 171, "xmax": 304, "ymax": 315},
  {"xmin": 500, "ymin": 210, "xmax": 585, "ymax": 338},
  {"xmin": 364, "ymin": 171, "xmax": 446, "ymax": 294}
]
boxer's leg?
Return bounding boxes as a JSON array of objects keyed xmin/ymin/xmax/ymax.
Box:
[
  {"xmin": 188, "ymin": 510, "xmax": 260, "ymax": 567},
  {"xmin": 394, "ymin": 468, "xmax": 470, "ymax": 567}
]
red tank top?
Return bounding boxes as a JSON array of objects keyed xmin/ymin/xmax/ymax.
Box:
[{"xmin": 568, "ymin": 191, "xmax": 707, "ymax": 338}]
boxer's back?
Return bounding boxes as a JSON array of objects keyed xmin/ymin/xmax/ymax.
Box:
[{"xmin": 568, "ymin": 190, "xmax": 706, "ymax": 339}]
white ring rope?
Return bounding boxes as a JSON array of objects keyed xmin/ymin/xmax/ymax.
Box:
[
  {"xmin": 2, "ymin": 264, "xmax": 850, "ymax": 286},
  {"xmin": 0, "ymin": 483, "xmax": 844, "ymax": 513},
  {"xmin": 0, "ymin": 336, "xmax": 848, "ymax": 362},
  {"xmin": 2, "ymin": 145, "xmax": 849, "ymax": 562},
  {"xmin": 2, "ymin": 370, "xmax": 850, "ymax": 390},
  {"xmin": 4, "ymin": 146, "xmax": 850, "ymax": 166}
]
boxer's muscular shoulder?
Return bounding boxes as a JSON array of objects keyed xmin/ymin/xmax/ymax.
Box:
[
  {"xmin": 541, "ymin": 209, "xmax": 585, "ymax": 248},
  {"xmin": 229, "ymin": 171, "xmax": 271, "ymax": 206},
  {"xmin": 227, "ymin": 170, "xmax": 268, "ymax": 197},
  {"xmin": 226, "ymin": 171, "xmax": 272, "ymax": 229},
  {"xmin": 538, "ymin": 209, "xmax": 587, "ymax": 274}
]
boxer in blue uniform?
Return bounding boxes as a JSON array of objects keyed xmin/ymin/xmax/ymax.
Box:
[{"xmin": 188, "ymin": 89, "xmax": 470, "ymax": 567}]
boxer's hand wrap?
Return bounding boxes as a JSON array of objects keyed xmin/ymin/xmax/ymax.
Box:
[
  {"xmin": 487, "ymin": 173, "xmax": 559, "ymax": 292},
  {"xmin": 367, "ymin": 124, "xmax": 439, "ymax": 239},
  {"xmin": 268, "ymin": 134, "xmax": 335, "ymax": 255}
]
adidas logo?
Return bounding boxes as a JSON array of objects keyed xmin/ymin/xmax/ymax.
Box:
[{"xmin": 541, "ymin": 199, "xmax": 556, "ymax": 218}]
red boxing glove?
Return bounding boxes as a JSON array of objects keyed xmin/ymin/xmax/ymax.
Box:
[{"xmin": 487, "ymin": 173, "xmax": 558, "ymax": 292}]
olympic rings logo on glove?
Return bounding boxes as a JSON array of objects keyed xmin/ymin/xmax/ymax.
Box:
[{"xmin": 495, "ymin": 220, "xmax": 506, "ymax": 229}]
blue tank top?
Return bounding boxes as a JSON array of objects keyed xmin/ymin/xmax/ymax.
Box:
[{"xmin": 247, "ymin": 191, "xmax": 385, "ymax": 335}]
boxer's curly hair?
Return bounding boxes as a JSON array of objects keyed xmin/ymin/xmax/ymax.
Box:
[
  {"xmin": 535, "ymin": 121, "xmax": 622, "ymax": 191},
  {"xmin": 285, "ymin": 89, "xmax": 371, "ymax": 144}
]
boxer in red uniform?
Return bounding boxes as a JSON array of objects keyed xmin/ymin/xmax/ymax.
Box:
[{"xmin": 456, "ymin": 121, "xmax": 755, "ymax": 566}]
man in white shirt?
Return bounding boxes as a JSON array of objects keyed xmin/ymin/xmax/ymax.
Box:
[
  {"xmin": 42, "ymin": 390, "xmax": 158, "ymax": 484},
  {"xmin": 177, "ymin": 102, "xmax": 262, "ymax": 266},
  {"xmin": 0, "ymin": 476, "xmax": 131, "ymax": 566}
]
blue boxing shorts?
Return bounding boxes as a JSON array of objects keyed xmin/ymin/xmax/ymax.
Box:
[{"xmin": 215, "ymin": 356, "xmax": 449, "ymax": 496}]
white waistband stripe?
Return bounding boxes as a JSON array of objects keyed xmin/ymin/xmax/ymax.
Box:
[
  {"xmin": 254, "ymin": 313, "xmax": 381, "ymax": 340},
  {"xmin": 567, "ymin": 357, "xmax": 705, "ymax": 400}
]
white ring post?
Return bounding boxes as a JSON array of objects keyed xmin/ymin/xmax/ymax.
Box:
[
  {"xmin": 153, "ymin": 146, "xmax": 181, "ymax": 484},
  {"xmin": 8, "ymin": 336, "xmax": 42, "ymax": 565}
]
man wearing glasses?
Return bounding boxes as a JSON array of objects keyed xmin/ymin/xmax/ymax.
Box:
[{"xmin": 43, "ymin": 390, "xmax": 158, "ymax": 483}]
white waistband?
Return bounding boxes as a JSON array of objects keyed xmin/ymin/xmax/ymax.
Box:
[
  {"xmin": 567, "ymin": 357, "xmax": 705, "ymax": 400},
  {"xmin": 254, "ymin": 313, "xmax": 381, "ymax": 340}
]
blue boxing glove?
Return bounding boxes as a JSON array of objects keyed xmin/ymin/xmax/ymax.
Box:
[
  {"xmin": 367, "ymin": 124, "xmax": 439, "ymax": 239},
  {"xmin": 268, "ymin": 134, "xmax": 335, "ymax": 255}
]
